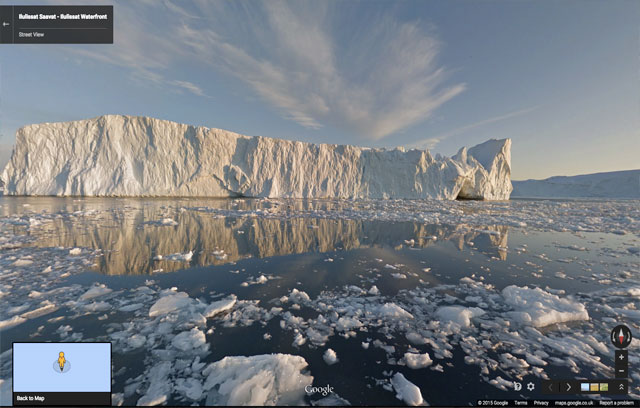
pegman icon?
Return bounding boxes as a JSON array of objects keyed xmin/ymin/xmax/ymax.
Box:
[{"xmin": 58, "ymin": 351, "xmax": 66, "ymax": 372}]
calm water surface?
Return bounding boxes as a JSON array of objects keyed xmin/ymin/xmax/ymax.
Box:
[{"xmin": 0, "ymin": 197, "xmax": 638, "ymax": 406}]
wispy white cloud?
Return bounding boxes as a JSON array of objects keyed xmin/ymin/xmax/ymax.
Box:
[
  {"xmin": 174, "ymin": 1, "xmax": 465, "ymax": 139},
  {"xmin": 66, "ymin": 0, "xmax": 464, "ymax": 139},
  {"xmin": 409, "ymin": 106, "xmax": 538, "ymax": 150},
  {"xmin": 63, "ymin": 0, "xmax": 207, "ymax": 97}
]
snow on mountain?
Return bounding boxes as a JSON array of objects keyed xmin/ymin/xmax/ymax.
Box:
[
  {"xmin": 512, "ymin": 170, "xmax": 640, "ymax": 198},
  {"xmin": 1, "ymin": 115, "xmax": 512, "ymax": 200}
]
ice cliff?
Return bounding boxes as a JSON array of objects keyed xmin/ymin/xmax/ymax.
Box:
[{"xmin": 0, "ymin": 115, "xmax": 512, "ymax": 200}]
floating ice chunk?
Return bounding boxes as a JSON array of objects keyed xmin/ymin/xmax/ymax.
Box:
[
  {"xmin": 79, "ymin": 284, "xmax": 112, "ymax": 301},
  {"xmin": 336, "ymin": 316, "xmax": 363, "ymax": 332},
  {"xmin": 128, "ymin": 334, "xmax": 146, "ymax": 349},
  {"xmin": 202, "ymin": 354, "xmax": 313, "ymax": 406},
  {"xmin": 292, "ymin": 332, "xmax": 306, "ymax": 347},
  {"xmin": 384, "ymin": 264, "xmax": 397, "ymax": 270},
  {"xmin": 391, "ymin": 273, "xmax": 407, "ymax": 279},
  {"xmin": 7, "ymin": 304, "xmax": 29, "ymax": 315},
  {"xmin": 118, "ymin": 303, "xmax": 143, "ymax": 312},
  {"xmin": 69, "ymin": 248, "xmax": 82, "ymax": 255},
  {"xmin": 436, "ymin": 306, "xmax": 485, "ymax": 328},
  {"xmin": 405, "ymin": 332, "xmax": 428, "ymax": 345},
  {"xmin": 403, "ymin": 352, "xmax": 433, "ymax": 369},
  {"xmin": 368, "ymin": 286, "xmax": 380, "ymax": 295},
  {"xmin": 390, "ymin": 373, "xmax": 424, "ymax": 406},
  {"xmin": 137, "ymin": 361, "xmax": 172, "ymax": 406},
  {"xmin": 499, "ymin": 353, "xmax": 530, "ymax": 369},
  {"xmin": 502, "ymin": 285, "xmax": 589, "ymax": 327},
  {"xmin": 323, "ymin": 349, "xmax": 339, "ymax": 365},
  {"xmin": 204, "ymin": 295, "xmax": 237, "ymax": 318},
  {"xmin": 376, "ymin": 303, "xmax": 414, "ymax": 319},
  {"xmin": 524, "ymin": 352, "xmax": 547, "ymax": 366},
  {"xmin": 174, "ymin": 377, "xmax": 203, "ymax": 401},
  {"xmin": 373, "ymin": 340, "xmax": 395, "ymax": 354},
  {"xmin": 0, "ymin": 315, "xmax": 26, "ymax": 330},
  {"xmin": 172, "ymin": 328, "xmax": 206, "ymax": 352},
  {"xmin": 361, "ymin": 342, "xmax": 370, "ymax": 349},
  {"xmin": 289, "ymin": 288, "xmax": 311, "ymax": 304},
  {"xmin": 488, "ymin": 376, "xmax": 513, "ymax": 391},
  {"xmin": 241, "ymin": 275, "xmax": 272, "ymax": 286},
  {"xmin": 12, "ymin": 258, "xmax": 33, "ymax": 266},
  {"xmin": 149, "ymin": 292, "xmax": 193, "ymax": 317},
  {"xmin": 83, "ymin": 301, "xmax": 110, "ymax": 312}
]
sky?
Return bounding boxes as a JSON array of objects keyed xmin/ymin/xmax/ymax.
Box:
[{"xmin": 0, "ymin": 0, "xmax": 638, "ymax": 180}]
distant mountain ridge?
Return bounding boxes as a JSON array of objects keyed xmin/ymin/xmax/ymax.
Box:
[{"xmin": 512, "ymin": 170, "xmax": 640, "ymax": 198}]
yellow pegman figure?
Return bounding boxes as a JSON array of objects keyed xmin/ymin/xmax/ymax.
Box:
[{"xmin": 58, "ymin": 352, "xmax": 65, "ymax": 372}]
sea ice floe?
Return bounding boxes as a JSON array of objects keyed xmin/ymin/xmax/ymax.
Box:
[
  {"xmin": 390, "ymin": 372, "xmax": 424, "ymax": 406},
  {"xmin": 136, "ymin": 361, "xmax": 172, "ymax": 406},
  {"xmin": 323, "ymin": 349, "xmax": 339, "ymax": 365},
  {"xmin": 149, "ymin": 291, "xmax": 195, "ymax": 317},
  {"xmin": 435, "ymin": 306, "xmax": 485, "ymax": 328},
  {"xmin": 201, "ymin": 354, "xmax": 313, "ymax": 406},
  {"xmin": 403, "ymin": 352, "xmax": 433, "ymax": 369},
  {"xmin": 241, "ymin": 274, "xmax": 276, "ymax": 286},
  {"xmin": 502, "ymin": 285, "xmax": 589, "ymax": 327},
  {"xmin": 12, "ymin": 258, "xmax": 33, "ymax": 266},
  {"xmin": 203, "ymin": 295, "xmax": 237, "ymax": 318},
  {"xmin": 171, "ymin": 328, "xmax": 207, "ymax": 352},
  {"xmin": 79, "ymin": 284, "xmax": 113, "ymax": 301}
]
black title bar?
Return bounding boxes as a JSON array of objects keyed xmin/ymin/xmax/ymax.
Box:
[{"xmin": 0, "ymin": 5, "xmax": 113, "ymax": 44}]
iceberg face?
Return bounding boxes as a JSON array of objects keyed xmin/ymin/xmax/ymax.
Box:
[{"xmin": 1, "ymin": 115, "xmax": 512, "ymax": 200}]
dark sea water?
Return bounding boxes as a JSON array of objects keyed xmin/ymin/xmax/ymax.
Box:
[{"xmin": 0, "ymin": 197, "xmax": 638, "ymax": 406}]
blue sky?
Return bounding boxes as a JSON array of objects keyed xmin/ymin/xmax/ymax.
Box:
[{"xmin": 0, "ymin": 0, "xmax": 638, "ymax": 180}]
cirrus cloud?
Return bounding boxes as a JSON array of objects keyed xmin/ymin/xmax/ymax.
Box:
[{"xmin": 69, "ymin": 0, "xmax": 466, "ymax": 140}]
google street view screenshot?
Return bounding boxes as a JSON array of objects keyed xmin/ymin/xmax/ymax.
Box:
[{"xmin": 0, "ymin": 1, "xmax": 638, "ymax": 407}]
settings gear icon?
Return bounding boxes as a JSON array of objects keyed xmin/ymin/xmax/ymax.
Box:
[{"xmin": 526, "ymin": 382, "xmax": 535, "ymax": 391}]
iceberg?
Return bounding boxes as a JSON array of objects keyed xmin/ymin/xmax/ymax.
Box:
[{"xmin": 1, "ymin": 115, "xmax": 512, "ymax": 200}]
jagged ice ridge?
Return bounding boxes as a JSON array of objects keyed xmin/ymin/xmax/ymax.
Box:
[{"xmin": 1, "ymin": 115, "xmax": 512, "ymax": 200}]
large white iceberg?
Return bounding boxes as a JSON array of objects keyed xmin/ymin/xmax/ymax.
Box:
[{"xmin": 1, "ymin": 115, "xmax": 512, "ymax": 200}]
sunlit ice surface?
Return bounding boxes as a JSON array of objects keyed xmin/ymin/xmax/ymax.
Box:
[{"xmin": 0, "ymin": 197, "xmax": 638, "ymax": 406}]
